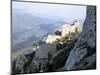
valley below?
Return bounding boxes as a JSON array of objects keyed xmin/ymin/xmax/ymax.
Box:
[{"xmin": 11, "ymin": 6, "xmax": 96, "ymax": 75}]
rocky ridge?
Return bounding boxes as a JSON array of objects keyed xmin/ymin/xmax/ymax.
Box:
[
  {"xmin": 12, "ymin": 6, "xmax": 96, "ymax": 74},
  {"xmin": 64, "ymin": 6, "xmax": 96, "ymax": 70}
]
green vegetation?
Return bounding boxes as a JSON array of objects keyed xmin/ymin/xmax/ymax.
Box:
[
  {"xmin": 11, "ymin": 45, "xmax": 34, "ymax": 62},
  {"xmin": 53, "ymin": 29, "xmax": 81, "ymax": 51},
  {"xmin": 33, "ymin": 42, "xmax": 39, "ymax": 48},
  {"xmin": 54, "ymin": 30, "xmax": 80, "ymax": 45}
]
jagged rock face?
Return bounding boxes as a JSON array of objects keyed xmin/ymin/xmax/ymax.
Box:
[
  {"xmin": 12, "ymin": 6, "xmax": 96, "ymax": 74},
  {"xmin": 62, "ymin": 21, "xmax": 82, "ymax": 37},
  {"xmin": 12, "ymin": 43, "xmax": 56, "ymax": 74},
  {"xmin": 35, "ymin": 43, "xmax": 56, "ymax": 59},
  {"xmin": 45, "ymin": 34, "xmax": 61, "ymax": 44},
  {"xmin": 64, "ymin": 6, "xmax": 96, "ymax": 70},
  {"xmin": 43, "ymin": 21, "xmax": 82, "ymax": 44},
  {"xmin": 31, "ymin": 43, "xmax": 56, "ymax": 72},
  {"xmin": 12, "ymin": 49, "xmax": 35, "ymax": 74}
]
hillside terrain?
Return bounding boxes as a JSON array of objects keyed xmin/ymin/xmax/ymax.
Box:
[{"xmin": 12, "ymin": 6, "xmax": 96, "ymax": 74}]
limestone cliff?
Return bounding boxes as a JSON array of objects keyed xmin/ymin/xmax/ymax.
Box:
[
  {"xmin": 64, "ymin": 6, "xmax": 96, "ymax": 70},
  {"xmin": 12, "ymin": 6, "xmax": 96, "ymax": 74}
]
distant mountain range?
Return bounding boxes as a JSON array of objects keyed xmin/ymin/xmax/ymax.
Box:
[{"xmin": 12, "ymin": 12, "xmax": 66, "ymax": 52}]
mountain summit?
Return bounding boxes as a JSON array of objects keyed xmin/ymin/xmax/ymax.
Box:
[{"xmin": 43, "ymin": 21, "xmax": 82, "ymax": 44}]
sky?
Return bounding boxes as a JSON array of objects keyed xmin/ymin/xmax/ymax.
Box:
[
  {"xmin": 12, "ymin": 1, "xmax": 87, "ymax": 26},
  {"xmin": 12, "ymin": 1, "xmax": 87, "ymax": 51}
]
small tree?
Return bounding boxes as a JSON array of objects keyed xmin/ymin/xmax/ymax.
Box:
[{"xmin": 54, "ymin": 39, "xmax": 61, "ymax": 45}]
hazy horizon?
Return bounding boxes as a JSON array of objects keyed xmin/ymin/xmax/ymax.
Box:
[
  {"xmin": 12, "ymin": 1, "xmax": 87, "ymax": 51},
  {"xmin": 12, "ymin": 1, "xmax": 86, "ymax": 25}
]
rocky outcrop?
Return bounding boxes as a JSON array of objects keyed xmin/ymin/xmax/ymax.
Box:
[
  {"xmin": 47, "ymin": 39, "xmax": 77, "ymax": 71},
  {"xmin": 12, "ymin": 6, "xmax": 96, "ymax": 74},
  {"xmin": 12, "ymin": 49, "xmax": 35, "ymax": 74},
  {"xmin": 43, "ymin": 21, "xmax": 82, "ymax": 44},
  {"xmin": 12, "ymin": 43, "xmax": 57, "ymax": 74},
  {"xmin": 61, "ymin": 21, "xmax": 82, "ymax": 37},
  {"xmin": 71, "ymin": 53, "xmax": 96, "ymax": 70},
  {"xmin": 64, "ymin": 6, "xmax": 96, "ymax": 70},
  {"xmin": 29, "ymin": 43, "xmax": 57, "ymax": 73}
]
